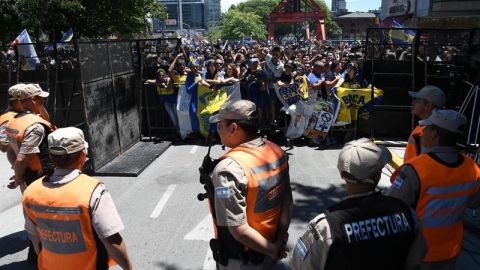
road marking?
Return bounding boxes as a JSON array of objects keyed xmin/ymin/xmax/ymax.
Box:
[
  {"xmin": 184, "ymin": 214, "xmax": 214, "ymax": 241},
  {"xmin": 149, "ymin": 185, "xmax": 176, "ymax": 219},
  {"xmin": 202, "ymin": 248, "xmax": 216, "ymax": 270},
  {"xmin": 190, "ymin": 145, "xmax": 198, "ymax": 154}
]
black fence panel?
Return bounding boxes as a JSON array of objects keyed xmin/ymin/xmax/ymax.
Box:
[
  {"xmin": 365, "ymin": 28, "xmax": 480, "ymax": 139},
  {"xmin": 78, "ymin": 42, "xmax": 110, "ymax": 82},
  {"xmin": 82, "ymin": 79, "xmax": 121, "ymax": 169}
]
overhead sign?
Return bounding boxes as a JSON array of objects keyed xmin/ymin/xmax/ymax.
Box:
[
  {"xmin": 381, "ymin": 0, "xmax": 415, "ymax": 18},
  {"xmin": 165, "ymin": 19, "xmax": 177, "ymax": 26}
]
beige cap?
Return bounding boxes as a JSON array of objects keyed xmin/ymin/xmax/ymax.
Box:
[
  {"xmin": 408, "ymin": 85, "xmax": 446, "ymax": 107},
  {"xmin": 8, "ymin": 84, "xmax": 26, "ymax": 100},
  {"xmin": 209, "ymin": 100, "xmax": 258, "ymax": 123},
  {"xmin": 337, "ymin": 138, "xmax": 392, "ymax": 184},
  {"xmin": 11, "ymin": 83, "xmax": 49, "ymax": 100},
  {"xmin": 419, "ymin": 109, "xmax": 467, "ymax": 134},
  {"xmin": 48, "ymin": 127, "xmax": 88, "ymax": 155}
]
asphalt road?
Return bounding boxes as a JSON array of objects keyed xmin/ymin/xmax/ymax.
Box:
[{"xmin": 0, "ymin": 141, "xmax": 478, "ymax": 270}]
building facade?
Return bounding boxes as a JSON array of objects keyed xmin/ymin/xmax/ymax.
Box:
[
  {"xmin": 380, "ymin": 0, "xmax": 480, "ymax": 27},
  {"xmin": 205, "ymin": 0, "xmax": 221, "ymax": 29},
  {"xmin": 331, "ymin": 0, "xmax": 348, "ymax": 16},
  {"xmin": 152, "ymin": 0, "xmax": 221, "ymax": 33},
  {"xmin": 333, "ymin": 12, "xmax": 377, "ymax": 40}
]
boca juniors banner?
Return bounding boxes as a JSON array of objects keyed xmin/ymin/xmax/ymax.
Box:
[
  {"xmin": 334, "ymin": 87, "xmax": 384, "ymax": 126},
  {"xmin": 285, "ymin": 89, "xmax": 340, "ymax": 141},
  {"xmin": 274, "ymin": 76, "xmax": 309, "ymax": 107},
  {"xmin": 197, "ymin": 83, "xmax": 241, "ymax": 138}
]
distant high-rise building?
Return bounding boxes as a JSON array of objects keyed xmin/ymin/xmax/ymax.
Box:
[
  {"xmin": 205, "ymin": 0, "xmax": 221, "ymax": 29},
  {"xmin": 332, "ymin": 0, "xmax": 348, "ymax": 16},
  {"xmin": 153, "ymin": 0, "xmax": 220, "ymax": 33}
]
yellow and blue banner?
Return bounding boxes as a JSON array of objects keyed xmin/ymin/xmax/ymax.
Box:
[
  {"xmin": 196, "ymin": 83, "xmax": 241, "ymax": 138},
  {"xmin": 274, "ymin": 77, "xmax": 309, "ymax": 107},
  {"xmin": 334, "ymin": 87, "xmax": 384, "ymax": 125},
  {"xmin": 390, "ymin": 19, "xmax": 416, "ymax": 45}
]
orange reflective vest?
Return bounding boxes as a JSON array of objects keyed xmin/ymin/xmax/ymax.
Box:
[
  {"xmin": 0, "ymin": 111, "xmax": 17, "ymax": 126},
  {"xmin": 223, "ymin": 140, "xmax": 290, "ymax": 241},
  {"xmin": 5, "ymin": 113, "xmax": 55, "ymax": 173},
  {"xmin": 0, "ymin": 111, "xmax": 17, "ymax": 140},
  {"xmin": 407, "ymin": 153, "xmax": 480, "ymax": 262},
  {"xmin": 22, "ymin": 174, "xmax": 107, "ymax": 270},
  {"xmin": 404, "ymin": 125, "xmax": 424, "ymax": 163}
]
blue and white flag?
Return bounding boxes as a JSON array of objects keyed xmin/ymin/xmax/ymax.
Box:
[{"xmin": 9, "ymin": 29, "xmax": 40, "ymax": 70}]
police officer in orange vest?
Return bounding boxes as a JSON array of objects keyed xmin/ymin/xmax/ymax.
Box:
[
  {"xmin": 22, "ymin": 127, "xmax": 135, "ymax": 270},
  {"xmin": 5, "ymin": 84, "xmax": 55, "ymax": 190},
  {"xmin": 404, "ymin": 85, "xmax": 446, "ymax": 162},
  {"xmin": 208, "ymin": 100, "xmax": 293, "ymax": 269},
  {"xmin": 290, "ymin": 138, "xmax": 427, "ymax": 270},
  {"xmin": 387, "ymin": 109, "xmax": 480, "ymax": 269},
  {"xmin": 0, "ymin": 85, "xmax": 23, "ymax": 165}
]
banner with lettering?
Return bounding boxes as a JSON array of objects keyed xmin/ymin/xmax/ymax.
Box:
[
  {"xmin": 196, "ymin": 83, "xmax": 241, "ymax": 138},
  {"xmin": 274, "ymin": 76, "xmax": 309, "ymax": 107},
  {"xmin": 334, "ymin": 87, "xmax": 384, "ymax": 126}
]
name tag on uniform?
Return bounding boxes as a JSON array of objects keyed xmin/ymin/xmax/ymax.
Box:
[
  {"xmin": 215, "ymin": 187, "xmax": 231, "ymax": 199},
  {"xmin": 295, "ymin": 238, "xmax": 309, "ymax": 260}
]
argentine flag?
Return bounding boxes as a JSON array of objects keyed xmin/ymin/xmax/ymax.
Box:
[{"xmin": 9, "ymin": 29, "xmax": 40, "ymax": 70}]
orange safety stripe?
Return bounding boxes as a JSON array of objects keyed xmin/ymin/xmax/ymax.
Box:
[
  {"xmin": 408, "ymin": 154, "xmax": 480, "ymax": 261},
  {"xmin": 224, "ymin": 140, "xmax": 289, "ymax": 241},
  {"xmin": 5, "ymin": 113, "xmax": 54, "ymax": 173},
  {"xmin": 22, "ymin": 174, "xmax": 102, "ymax": 270},
  {"xmin": 404, "ymin": 125, "xmax": 424, "ymax": 163}
]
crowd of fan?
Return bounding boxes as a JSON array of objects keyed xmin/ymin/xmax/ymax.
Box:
[{"xmin": 144, "ymin": 40, "xmax": 371, "ymax": 134}]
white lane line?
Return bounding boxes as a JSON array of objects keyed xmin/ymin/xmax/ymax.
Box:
[
  {"xmin": 190, "ymin": 145, "xmax": 199, "ymax": 154},
  {"xmin": 149, "ymin": 185, "xmax": 176, "ymax": 219},
  {"xmin": 184, "ymin": 214, "xmax": 214, "ymax": 241},
  {"xmin": 202, "ymin": 248, "xmax": 216, "ymax": 270}
]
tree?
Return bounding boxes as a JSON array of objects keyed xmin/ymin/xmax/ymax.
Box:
[
  {"xmin": 0, "ymin": 0, "xmax": 167, "ymax": 43},
  {"xmin": 219, "ymin": 10, "xmax": 267, "ymax": 40},
  {"xmin": 226, "ymin": 0, "xmax": 342, "ymax": 41},
  {"xmin": 229, "ymin": 0, "xmax": 278, "ymax": 25}
]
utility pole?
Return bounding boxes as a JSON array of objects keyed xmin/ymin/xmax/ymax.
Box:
[{"xmin": 178, "ymin": 0, "xmax": 184, "ymax": 32}]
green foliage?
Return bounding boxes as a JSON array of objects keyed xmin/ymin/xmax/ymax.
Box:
[
  {"xmin": 0, "ymin": 0, "xmax": 167, "ymax": 43},
  {"xmin": 219, "ymin": 10, "xmax": 267, "ymax": 40},
  {"xmin": 229, "ymin": 0, "xmax": 278, "ymax": 25},
  {"xmin": 205, "ymin": 26, "xmax": 222, "ymax": 42},
  {"xmin": 224, "ymin": 0, "xmax": 341, "ymax": 40}
]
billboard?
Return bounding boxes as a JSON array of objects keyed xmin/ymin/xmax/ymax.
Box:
[{"xmin": 381, "ymin": 0, "xmax": 416, "ymax": 18}]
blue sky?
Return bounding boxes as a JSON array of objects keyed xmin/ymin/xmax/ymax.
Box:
[{"xmin": 221, "ymin": 0, "xmax": 382, "ymax": 13}]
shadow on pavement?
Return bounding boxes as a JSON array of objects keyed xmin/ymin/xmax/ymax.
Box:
[
  {"xmin": 290, "ymin": 182, "xmax": 347, "ymax": 224},
  {"xmin": 154, "ymin": 261, "xmax": 184, "ymax": 270},
  {"xmin": 0, "ymin": 231, "xmax": 29, "ymax": 259}
]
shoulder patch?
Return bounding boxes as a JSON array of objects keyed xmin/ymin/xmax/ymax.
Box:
[
  {"xmin": 215, "ymin": 187, "xmax": 231, "ymax": 199},
  {"xmin": 392, "ymin": 177, "xmax": 403, "ymax": 189},
  {"xmin": 294, "ymin": 238, "xmax": 309, "ymax": 261}
]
